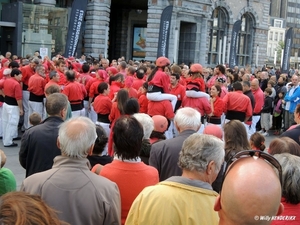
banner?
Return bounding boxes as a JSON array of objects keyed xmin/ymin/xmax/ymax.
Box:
[
  {"xmin": 64, "ymin": 0, "xmax": 88, "ymax": 57},
  {"xmin": 229, "ymin": 20, "xmax": 242, "ymax": 69},
  {"xmin": 282, "ymin": 27, "xmax": 293, "ymax": 73},
  {"xmin": 157, "ymin": 5, "xmax": 173, "ymax": 58}
]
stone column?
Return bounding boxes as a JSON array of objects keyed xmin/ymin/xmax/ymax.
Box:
[
  {"xmin": 85, "ymin": 0, "xmax": 111, "ymax": 58},
  {"xmin": 34, "ymin": 0, "xmax": 56, "ymax": 6}
]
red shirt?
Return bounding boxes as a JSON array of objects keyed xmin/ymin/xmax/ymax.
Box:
[
  {"xmin": 21, "ymin": 65, "xmax": 35, "ymax": 86},
  {"xmin": 182, "ymin": 97, "xmax": 212, "ymax": 116},
  {"xmin": 271, "ymin": 198, "xmax": 300, "ymax": 225},
  {"xmin": 109, "ymin": 102, "xmax": 122, "ymax": 123},
  {"xmin": 1, "ymin": 77, "xmax": 22, "ymax": 100},
  {"xmin": 109, "ymin": 81, "xmax": 123, "ymax": 100},
  {"xmin": 186, "ymin": 77, "xmax": 205, "ymax": 92},
  {"xmin": 148, "ymin": 69, "xmax": 170, "ymax": 93},
  {"xmin": 56, "ymin": 69, "xmax": 66, "ymax": 86},
  {"xmin": 45, "ymin": 80, "xmax": 60, "ymax": 93},
  {"xmin": 170, "ymin": 83, "xmax": 186, "ymax": 101},
  {"xmin": 138, "ymin": 94, "xmax": 148, "ymax": 113},
  {"xmin": 128, "ymin": 87, "xmax": 138, "ymax": 99},
  {"xmin": 212, "ymin": 96, "xmax": 224, "ymax": 117},
  {"xmin": 27, "ymin": 74, "xmax": 46, "ymax": 96},
  {"xmin": 78, "ymin": 73, "xmax": 93, "ymax": 85},
  {"xmin": 147, "ymin": 100, "xmax": 174, "ymax": 120},
  {"xmin": 223, "ymin": 91, "xmax": 252, "ymax": 118},
  {"xmin": 93, "ymin": 94, "xmax": 112, "ymax": 114},
  {"xmin": 252, "ymin": 88, "xmax": 264, "ymax": 114},
  {"xmin": 99, "ymin": 160, "xmax": 159, "ymax": 225},
  {"xmin": 132, "ymin": 79, "xmax": 145, "ymax": 91},
  {"xmin": 85, "ymin": 77, "xmax": 97, "ymax": 93},
  {"xmin": 62, "ymin": 81, "xmax": 87, "ymax": 102},
  {"xmin": 206, "ymin": 74, "xmax": 227, "ymax": 89},
  {"xmin": 89, "ymin": 79, "xmax": 103, "ymax": 98}
]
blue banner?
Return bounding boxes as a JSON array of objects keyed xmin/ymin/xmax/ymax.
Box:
[
  {"xmin": 157, "ymin": 5, "xmax": 173, "ymax": 58},
  {"xmin": 229, "ymin": 20, "xmax": 242, "ymax": 69},
  {"xmin": 282, "ymin": 27, "xmax": 293, "ymax": 73},
  {"xmin": 64, "ymin": 0, "xmax": 88, "ymax": 57}
]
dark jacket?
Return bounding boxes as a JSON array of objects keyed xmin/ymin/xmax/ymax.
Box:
[
  {"xmin": 280, "ymin": 126, "xmax": 300, "ymax": 145},
  {"xmin": 149, "ymin": 129, "xmax": 196, "ymax": 181},
  {"xmin": 19, "ymin": 116, "xmax": 64, "ymax": 177},
  {"xmin": 261, "ymin": 96, "xmax": 273, "ymax": 113}
]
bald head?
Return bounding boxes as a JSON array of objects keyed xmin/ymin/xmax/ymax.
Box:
[
  {"xmin": 251, "ymin": 78, "xmax": 259, "ymax": 90},
  {"xmin": 215, "ymin": 157, "xmax": 283, "ymax": 225}
]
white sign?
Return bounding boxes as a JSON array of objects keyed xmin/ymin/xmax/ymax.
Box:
[{"xmin": 40, "ymin": 47, "xmax": 48, "ymax": 60}]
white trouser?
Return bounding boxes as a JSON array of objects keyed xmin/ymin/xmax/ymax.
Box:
[
  {"xmin": 146, "ymin": 92, "xmax": 177, "ymax": 111},
  {"xmin": 83, "ymin": 100, "xmax": 89, "ymax": 118},
  {"xmin": 186, "ymin": 90, "xmax": 210, "ymax": 100},
  {"xmin": 196, "ymin": 124, "xmax": 205, "ymax": 134},
  {"xmin": 95, "ymin": 121, "xmax": 111, "ymax": 155},
  {"xmin": 89, "ymin": 105, "xmax": 97, "ymax": 123},
  {"xmin": 243, "ymin": 123, "xmax": 251, "ymax": 140},
  {"xmin": 28, "ymin": 100, "xmax": 44, "ymax": 127},
  {"xmin": 71, "ymin": 108, "xmax": 86, "ymax": 118},
  {"xmin": 2, "ymin": 103, "xmax": 19, "ymax": 145},
  {"xmin": 250, "ymin": 115, "xmax": 260, "ymax": 135},
  {"xmin": 22, "ymin": 90, "xmax": 30, "ymax": 130},
  {"xmin": 165, "ymin": 123, "xmax": 174, "ymax": 139}
]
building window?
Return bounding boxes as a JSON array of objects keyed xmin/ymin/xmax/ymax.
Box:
[
  {"xmin": 269, "ymin": 31, "xmax": 273, "ymax": 40},
  {"xmin": 274, "ymin": 19, "xmax": 283, "ymax": 28},
  {"xmin": 208, "ymin": 7, "xmax": 228, "ymax": 65},
  {"xmin": 279, "ymin": 33, "xmax": 284, "ymax": 41},
  {"xmin": 237, "ymin": 13, "xmax": 255, "ymax": 67},
  {"xmin": 274, "ymin": 32, "xmax": 278, "ymax": 41}
]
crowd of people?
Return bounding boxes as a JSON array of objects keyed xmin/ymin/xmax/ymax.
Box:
[{"xmin": 0, "ymin": 51, "xmax": 299, "ymax": 224}]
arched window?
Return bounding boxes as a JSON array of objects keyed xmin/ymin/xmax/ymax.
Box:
[
  {"xmin": 208, "ymin": 7, "xmax": 228, "ymax": 66},
  {"xmin": 237, "ymin": 13, "xmax": 254, "ymax": 67}
]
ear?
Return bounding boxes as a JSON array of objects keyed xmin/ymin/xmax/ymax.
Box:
[
  {"xmin": 56, "ymin": 137, "xmax": 60, "ymax": 149},
  {"xmin": 276, "ymin": 203, "xmax": 284, "ymax": 216},
  {"xmin": 206, "ymin": 160, "xmax": 215, "ymax": 175},
  {"xmin": 214, "ymin": 195, "xmax": 222, "ymax": 211},
  {"xmin": 88, "ymin": 144, "xmax": 95, "ymax": 156}
]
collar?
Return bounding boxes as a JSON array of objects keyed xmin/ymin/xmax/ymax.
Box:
[
  {"xmin": 165, "ymin": 176, "xmax": 213, "ymax": 190},
  {"xmin": 113, "ymin": 155, "xmax": 141, "ymax": 163},
  {"xmin": 53, "ymin": 155, "xmax": 91, "ymax": 169}
]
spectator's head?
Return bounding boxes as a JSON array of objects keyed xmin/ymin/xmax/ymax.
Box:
[
  {"xmin": 249, "ymin": 132, "xmax": 265, "ymax": 151},
  {"xmin": 82, "ymin": 63, "xmax": 90, "ymax": 73},
  {"xmin": 203, "ymin": 124, "xmax": 223, "ymax": 140},
  {"xmin": 113, "ymin": 116, "xmax": 144, "ymax": 160},
  {"xmin": 29, "ymin": 112, "xmax": 42, "ymax": 126},
  {"xmin": 232, "ymin": 81, "xmax": 243, "ymax": 91},
  {"xmin": 133, "ymin": 113, "xmax": 154, "ymax": 139},
  {"xmin": 45, "ymin": 93, "xmax": 68, "ymax": 119},
  {"xmin": 274, "ymin": 153, "xmax": 300, "ymax": 204},
  {"xmin": 268, "ymin": 137, "xmax": 300, "ymax": 157},
  {"xmin": 0, "ymin": 192, "xmax": 66, "ymax": 225},
  {"xmin": 124, "ymin": 98, "xmax": 140, "ymax": 115},
  {"xmin": 58, "ymin": 117, "xmax": 97, "ymax": 158},
  {"xmin": 65, "ymin": 70, "xmax": 76, "ymax": 82},
  {"xmin": 45, "ymin": 85, "xmax": 61, "ymax": 96},
  {"xmin": 251, "ymin": 78, "xmax": 260, "ymax": 90},
  {"xmin": 92, "ymin": 125, "xmax": 108, "ymax": 155},
  {"xmin": 224, "ymin": 120, "xmax": 250, "ymax": 161},
  {"xmin": 174, "ymin": 107, "xmax": 201, "ymax": 133},
  {"xmin": 215, "ymin": 151, "xmax": 283, "ymax": 225},
  {"xmin": 179, "ymin": 134, "xmax": 224, "ymax": 184}
]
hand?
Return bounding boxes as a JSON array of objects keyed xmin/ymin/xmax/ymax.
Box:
[{"xmin": 19, "ymin": 109, "xmax": 24, "ymax": 116}]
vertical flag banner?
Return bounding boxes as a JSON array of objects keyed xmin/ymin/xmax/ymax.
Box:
[
  {"xmin": 64, "ymin": 0, "xmax": 88, "ymax": 57},
  {"xmin": 282, "ymin": 27, "xmax": 293, "ymax": 73},
  {"xmin": 229, "ymin": 20, "xmax": 242, "ymax": 69},
  {"xmin": 157, "ymin": 5, "xmax": 173, "ymax": 58}
]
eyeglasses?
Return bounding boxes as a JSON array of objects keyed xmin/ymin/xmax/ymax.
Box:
[{"xmin": 220, "ymin": 150, "xmax": 282, "ymax": 192}]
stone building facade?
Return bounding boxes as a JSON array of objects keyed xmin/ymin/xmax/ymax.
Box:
[{"xmin": 1, "ymin": 0, "xmax": 270, "ymax": 68}]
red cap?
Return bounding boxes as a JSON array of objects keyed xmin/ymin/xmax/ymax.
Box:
[
  {"xmin": 1, "ymin": 58, "xmax": 9, "ymax": 65},
  {"xmin": 106, "ymin": 67, "xmax": 118, "ymax": 75},
  {"xmin": 152, "ymin": 115, "xmax": 168, "ymax": 133},
  {"xmin": 156, "ymin": 57, "xmax": 170, "ymax": 67},
  {"xmin": 190, "ymin": 64, "xmax": 203, "ymax": 74}
]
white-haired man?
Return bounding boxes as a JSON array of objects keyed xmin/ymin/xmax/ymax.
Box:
[
  {"xmin": 21, "ymin": 117, "xmax": 121, "ymax": 225},
  {"xmin": 149, "ymin": 107, "xmax": 201, "ymax": 181},
  {"xmin": 126, "ymin": 134, "xmax": 224, "ymax": 225}
]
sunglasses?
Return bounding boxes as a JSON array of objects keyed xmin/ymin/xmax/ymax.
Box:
[{"xmin": 220, "ymin": 150, "xmax": 282, "ymax": 192}]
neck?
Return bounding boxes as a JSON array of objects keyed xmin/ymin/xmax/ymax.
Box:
[{"xmin": 182, "ymin": 170, "xmax": 209, "ymax": 184}]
